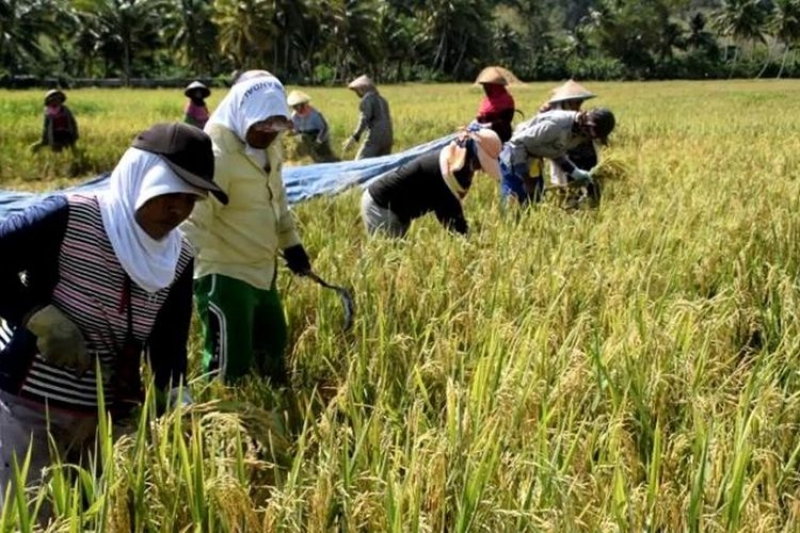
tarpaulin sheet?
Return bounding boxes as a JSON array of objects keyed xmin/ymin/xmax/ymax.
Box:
[{"xmin": 0, "ymin": 135, "xmax": 454, "ymax": 219}]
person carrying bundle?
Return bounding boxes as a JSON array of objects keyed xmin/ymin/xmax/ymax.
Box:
[{"xmin": 361, "ymin": 127, "xmax": 502, "ymax": 238}]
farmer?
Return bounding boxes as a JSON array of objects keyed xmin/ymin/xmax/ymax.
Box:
[
  {"xmin": 0, "ymin": 122, "xmax": 225, "ymax": 513},
  {"xmin": 287, "ymin": 89, "xmax": 339, "ymax": 163},
  {"xmin": 538, "ymin": 80, "xmax": 600, "ymax": 189},
  {"xmin": 183, "ymin": 81, "xmax": 211, "ymax": 129},
  {"xmin": 499, "ymin": 107, "xmax": 616, "ymax": 207},
  {"xmin": 361, "ymin": 127, "xmax": 502, "ymax": 237},
  {"xmin": 31, "ymin": 89, "xmax": 79, "ymax": 152},
  {"xmin": 342, "ymin": 75, "xmax": 393, "ymax": 160},
  {"xmin": 474, "ymin": 67, "xmax": 516, "ymax": 142},
  {"xmin": 182, "ymin": 73, "xmax": 313, "ymax": 385}
]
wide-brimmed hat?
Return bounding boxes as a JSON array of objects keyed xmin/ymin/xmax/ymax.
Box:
[
  {"xmin": 132, "ymin": 122, "xmax": 228, "ymax": 205},
  {"xmin": 44, "ymin": 89, "xmax": 66, "ymax": 104},
  {"xmin": 287, "ymin": 90, "xmax": 311, "ymax": 107},
  {"xmin": 475, "ymin": 67, "xmax": 507, "ymax": 86},
  {"xmin": 347, "ymin": 75, "xmax": 374, "ymax": 91},
  {"xmin": 548, "ymin": 79, "xmax": 596, "ymax": 104},
  {"xmin": 439, "ymin": 127, "xmax": 502, "ymax": 198},
  {"xmin": 184, "ymin": 81, "xmax": 210, "ymax": 99}
]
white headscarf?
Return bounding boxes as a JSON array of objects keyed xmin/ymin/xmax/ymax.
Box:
[
  {"xmin": 99, "ymin": 148, "xmax": 205, "ymax": 294},
  {"xmin": 206, "ymin": 75, "xmax": 290, "ymax": 167}
]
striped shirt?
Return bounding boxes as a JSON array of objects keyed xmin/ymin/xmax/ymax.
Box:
[{"xmin": 0, "ymin": 194, "xmax": 193, "ymax": 412}]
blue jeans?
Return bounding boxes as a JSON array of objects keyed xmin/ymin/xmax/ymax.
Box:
[{"xmin": 499, "ymin": 160, "xmax": 543, "ymax": 208}]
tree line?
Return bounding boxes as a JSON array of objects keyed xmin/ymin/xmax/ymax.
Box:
[{"xmin": 1, "ymin": 0, "xmax": 799, "ymax": 85}]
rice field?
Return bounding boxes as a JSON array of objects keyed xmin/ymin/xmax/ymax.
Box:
[{"xmin": 2, "ymin": 80, "xmax": 800, "ymax": 531}]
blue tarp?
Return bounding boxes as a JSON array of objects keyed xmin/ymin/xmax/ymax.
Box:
[{"xmin": 0, "ymin": 135, "xmax": 454, "ymax": 219}]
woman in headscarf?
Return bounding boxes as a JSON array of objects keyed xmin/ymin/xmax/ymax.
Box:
[
  {"xmin": 474, "ymin": 67, "xmax": 516, "ymax": 143},
  {"xmin": 31, "ymin": 89, "xmax": 79, "ymax": 152},
  {"xmin": 361, "ymin": 127, "xmax": 502, "ymax": 238},
  {"xmin": 0, "ymin": 122, "xmax": 225, "ymax": 513},
  {"xmin": 182, "ymin": 73, "xmax": 313, "ymax": 385},
  {"xmin": 183, "ymin": 81, "xmax": 211, "ymax": 129},
  {"xmin": 342, "ymin": 75, "xmax": 393, "ymax": 160}
]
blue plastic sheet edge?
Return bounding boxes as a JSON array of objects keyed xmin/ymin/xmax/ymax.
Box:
[{"xmin": 0, "ymin": 134, "xmax": 455, "ymax": 220}]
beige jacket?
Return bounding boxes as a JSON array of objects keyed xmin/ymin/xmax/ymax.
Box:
[{"xmin": 182, "ymin": 124, "xmax": 301, "ymax": 290}]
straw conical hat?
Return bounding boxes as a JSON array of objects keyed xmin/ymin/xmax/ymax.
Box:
[
  {"xmin": 475, "ymin": 66, "xmax": 507, "ymax": 85},
  {"xmin": 287, "ymin": 90, "xmax": 311, "ymax": 107},
  {"xmin": 473, "ymin": 66, "xmax": 526, "ymax": 87},
  {"xmin": 347, "ymin": 75, "xmax": 374, "ymax": 91},
  {"xmin": 548, "ymin": 80, "xmax": 596, "ymax": 104}
]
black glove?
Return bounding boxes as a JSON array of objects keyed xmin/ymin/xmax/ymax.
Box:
[{"xmin": 284, "ymin": 244, "xmax": 312, "ymax": 275}]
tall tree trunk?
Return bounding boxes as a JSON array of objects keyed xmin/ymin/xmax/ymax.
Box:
[
  {"xmin": 728, "ymin": 46, "xmax": 738, "ymax": 79},
  {"xmin": 123, "ymin": 38, "xmax": 131, "ymax": 86},
  {"xmin": 756, "ymin": 46, "xmax": 771, "ymax": 78},
  {"xmin": 777, "ymin": 44, "xmax": 789, "ymax": 79}
]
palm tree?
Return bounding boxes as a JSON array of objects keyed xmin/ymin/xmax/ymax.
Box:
[
  {"xmin": 213, "ymin": 0, "xmax": 276, "ymax": 71},
  {"xmin": 414, "ymin": 0, "xmax": 494, "ymax": 78},
  {"xmin": 712, "ymin": 0, "xmax": 770, "ymax": 76},
  {"xmin": 72, "ymin": 0, "xmax": 169, "ymax": 83},
  {"xmin": 162, "ymin": 0, "xmax": 219, "ymax": 75},
  {"xmin": 312, "ymin": 0, "xmax": 381, "ymax": 82},
  {"xmin": 769, "ymin": 0, "xmax": 800, "ymax": 78},
  {"xmin": 0, "ymin": 0, "xmax": 52, "ymax": 75}
]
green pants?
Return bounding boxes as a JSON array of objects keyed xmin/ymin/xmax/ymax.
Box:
[{"xmin": 194, "ymin": 274, "xmax": 288, "ymax": 384}]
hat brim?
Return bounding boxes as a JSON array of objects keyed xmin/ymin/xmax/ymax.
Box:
[
  {"xmin": 45, "ymin": 91, "xmax": 66, "ymax": 104},
  {"xmin": 185, "ymin": 87, "xmax": 211, "ymax": 98},
  {"xmin": 162, "ymin": 159, "xmax": 229, "ymax": 205},
  {"xmin": 548, "ymin": 93, "xmax": 596, "ymax": 105}
]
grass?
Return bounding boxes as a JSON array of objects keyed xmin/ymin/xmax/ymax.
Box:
[{"xmin": 2, "ymin": 79, "xmax": 800, "ymax": 531}]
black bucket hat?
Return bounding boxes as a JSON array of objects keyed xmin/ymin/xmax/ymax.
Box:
[{"xmin": 132, "ymin": 122, "xmax": 228, "ymax": 204}]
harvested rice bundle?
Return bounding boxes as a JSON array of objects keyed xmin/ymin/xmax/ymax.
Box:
[{"xmin": 591, "ymin": 153, "xmax": 631, "ymax": 182}]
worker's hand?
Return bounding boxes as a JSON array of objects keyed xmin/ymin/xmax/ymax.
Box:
[
  {"xmin": 283, "ymin": 244, "xmax": 312, "ymax": 276},
  {"xmin": 342, "ymin": 136, "xmax": 356, "ymax": 152},
  {"xmin": 25, "ymin": 305, "xmax": 90, "ymax": 376},
  {"xmin": 569, "ymin": 168, "xmax": 593, "ymax": 185}
]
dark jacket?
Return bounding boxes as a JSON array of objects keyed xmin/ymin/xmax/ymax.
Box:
[
  {"xmin": 367, "ymin": 151, "xmax": 471, "ymax": 234},
  {"xmin": 42, "ymin": 106, "xmax": 79, "ymax": 149},
  {"xmin": 0, "ymin": 195, "xmax": 192, "ymax": 401}
]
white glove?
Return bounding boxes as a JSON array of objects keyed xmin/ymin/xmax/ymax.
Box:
[
  {"xmin": 570, "ymin": 168, "xmax": 593, "ymax": 184},
  {"xmin": 25, "ymin": 305, "xmax": 91, "ymax": 376}
]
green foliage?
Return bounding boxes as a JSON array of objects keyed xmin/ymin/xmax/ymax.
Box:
[{"xmin": 3, "ymin": 0, "xmax": 800, "ymax": 82}]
